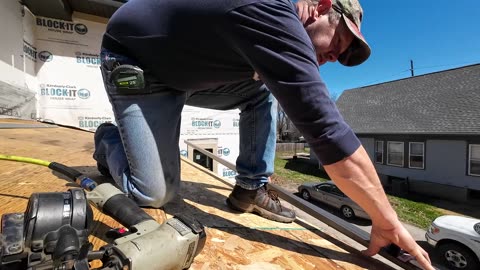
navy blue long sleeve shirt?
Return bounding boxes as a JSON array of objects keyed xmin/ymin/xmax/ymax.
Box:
[{"xmin": 104, "ymin": 0, "xmax": 361, "ymax": 165}]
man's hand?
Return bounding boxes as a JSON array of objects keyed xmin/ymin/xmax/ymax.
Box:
[
  {"xmin": 363, "ymin": 221, "xmax": 434, "ymax": 270},
  {"xmin": 323, "ymin": 146, "xmax": 435, "ymax": 270}
]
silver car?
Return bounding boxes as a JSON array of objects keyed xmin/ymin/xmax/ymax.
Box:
[{"xmin": 298, "ymin": 181, "xmax": 370, "ymax": 220}]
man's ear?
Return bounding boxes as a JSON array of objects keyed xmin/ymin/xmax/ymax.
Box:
[{"xmin": 316, "ymin": 0, "xmax": 332, "ymax": 16}]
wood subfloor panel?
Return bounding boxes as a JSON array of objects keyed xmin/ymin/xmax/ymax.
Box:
[{"xmin": 0, "ymin": 119, "xmax": 384, "ymax": 269}]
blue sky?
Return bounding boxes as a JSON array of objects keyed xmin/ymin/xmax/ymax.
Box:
[{"xmin": 318, "ymin": 0, "xmax": 480, "ymax": 99}]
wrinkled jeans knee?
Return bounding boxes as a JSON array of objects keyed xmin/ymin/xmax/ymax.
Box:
[{"xmin": 130, "ymin": 175, "xmax": 180, "ymax": 208}]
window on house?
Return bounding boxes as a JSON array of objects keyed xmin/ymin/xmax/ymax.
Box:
[
  {"xmin": 409, "ymin": 142, "xmax": 424, "ymax": 169},
  {"xmin": 375, "ymin": 141, "xmax": 384, "ymax": 164},
  {"xmin": 469, "ymin": 144, "xmax": 480, "ymax": 176},
  {"xmin": 387, "ymin": 141, "xmax": 404, "ymax": 167}
]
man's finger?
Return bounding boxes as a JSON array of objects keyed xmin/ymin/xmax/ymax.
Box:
[
  {"xmin": 301, "ymin": 4, "xmax": 309, "ymax": 22},
  {"xmin": 409, "ymin": 248, "xmax": 434, "ymax": 270},
  {"xmin": 362, "ymin": 242, "xmax": 381, "ymax": 257}
]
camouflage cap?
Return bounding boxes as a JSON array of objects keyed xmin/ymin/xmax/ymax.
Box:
[{"xmin": 332, "ymin": 0, "xmax": 371, "ymax": 66}]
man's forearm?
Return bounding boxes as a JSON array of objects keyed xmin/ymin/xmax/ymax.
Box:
[{"xmin": 323, "ymin": 145, "xmax": 399, "ymax": 228}]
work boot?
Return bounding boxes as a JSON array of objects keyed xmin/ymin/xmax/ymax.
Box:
[
  {"xmin": 226, "ymin": 185, "xmax": 296, "ymax": 223},
  {"xmin": 93, "ymin": 122, "xmax": 117, "ymax": 178}
]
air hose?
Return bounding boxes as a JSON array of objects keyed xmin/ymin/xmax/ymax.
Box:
[
  {"xmin": 0, "ymin": 154, "xmax": 154, "ymax": 227},
  {"xmin": 0, "ymin": 154, "xmax": 97, "ymax": 191}
]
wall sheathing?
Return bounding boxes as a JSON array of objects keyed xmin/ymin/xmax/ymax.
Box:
[{"xmin": 0, "ymin": 2, "xmax": 240, "ymax": 179}]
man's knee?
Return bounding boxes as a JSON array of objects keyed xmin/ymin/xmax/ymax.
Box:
[{"xmin": 132, "ymin": 180, "xmax": 180, "ymax": 208}]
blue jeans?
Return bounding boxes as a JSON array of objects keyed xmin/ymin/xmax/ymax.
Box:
[{"xmin": 94, "ymin": 49, "xmax": 276, "ymax": 207}]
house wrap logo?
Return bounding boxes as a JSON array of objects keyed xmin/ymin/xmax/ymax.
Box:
[
  {"xmin": 217, "ymin": 147, "xmax": 230, "ymax": 156},
  {"xmin": 39, "ymin": 84, "xmax": 88, "ymax": 101},
  {"xmin": 222, "ymin": 168, "xmax": 237, "ymax": 177},
  {"xmin": 78, "ymin": 116, "xmax": 112, "ymax": 129},
  {"xmin": 38, "ymin": 51, "xmax": 53, "ymax": 62},
  {"xmin": 191, "ymin": 118, "xmax": 221, "ymax": 129},
  {"xmin": 74, "ymin": 24, "xmax": 88, "ymax": 35},
  {"xmin": 23, "ymin": 41, "xmax": 37, "ymax": 61},
  {"xmin": 75, "ymin": 52, "xmax": 100, "ymax": 67},
  {"xmin": 36, "ymin": 18, "xmax": 88, "ymax": 35},
  {"xmin": 77, "ymin": 89, "xmax": 91, "ymax": 99}
]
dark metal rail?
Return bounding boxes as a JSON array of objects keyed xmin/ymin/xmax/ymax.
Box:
[{"xmin": 184, "ymin": 140, "xmax": 421, "ymax": 270}]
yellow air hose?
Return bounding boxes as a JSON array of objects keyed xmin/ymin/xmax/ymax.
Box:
[
  {"xmin": 0, "ymin": 154, "xmax": 97, "ymax": 190},
  {"xmin": 0, "ymin": 154, "xmax": 51, "ymax": 167}
]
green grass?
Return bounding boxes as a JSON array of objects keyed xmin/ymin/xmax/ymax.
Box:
[
  {"xmin": 273, "ymin": 155, "xmax": 328, "ymax": 184},
  {"xmin": 273, "ymin": 155, "xmax": 444, "ymax": 229},
  {"xmin": 388, "ymin": 195, "xmax": 444, "ymax": 229}
]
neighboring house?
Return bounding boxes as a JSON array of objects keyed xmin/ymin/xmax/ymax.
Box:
[{"xmin": 313, "ymin": 64, "xmax": 480, "ymax": 202}]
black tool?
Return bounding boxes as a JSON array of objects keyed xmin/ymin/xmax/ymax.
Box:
[{"xmin": 0, "ymin": 158, "xmax": 206, "ymax": 270}]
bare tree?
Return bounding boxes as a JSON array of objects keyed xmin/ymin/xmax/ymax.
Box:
[
  {"xmin": 277, "ymin": 102, "xmax": 288, "ymax": 141},
  {"xmin": 277, "ymin": 103, "xmax": 302, "ymax": 142}
]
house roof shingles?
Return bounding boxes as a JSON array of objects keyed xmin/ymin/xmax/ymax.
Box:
[{"xmin": 336, "ymin": 64, "xmax": 480, "ymax": 135}]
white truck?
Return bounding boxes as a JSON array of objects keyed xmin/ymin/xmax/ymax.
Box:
[{"xmin": 425, "ymin": 215, "xmax": 480, "ymax": 270}]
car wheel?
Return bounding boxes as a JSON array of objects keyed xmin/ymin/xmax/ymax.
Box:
[
  {"xmin": 341, "ymin": 206, "xmax": 355, "ymax": 219},
  {"xmin": 301, "ymin": 190, "xmax": 311, "ymax": 201},
  {"xmin": 437, "ymin": 242, "xmax": 480, "ymax": 270}
]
